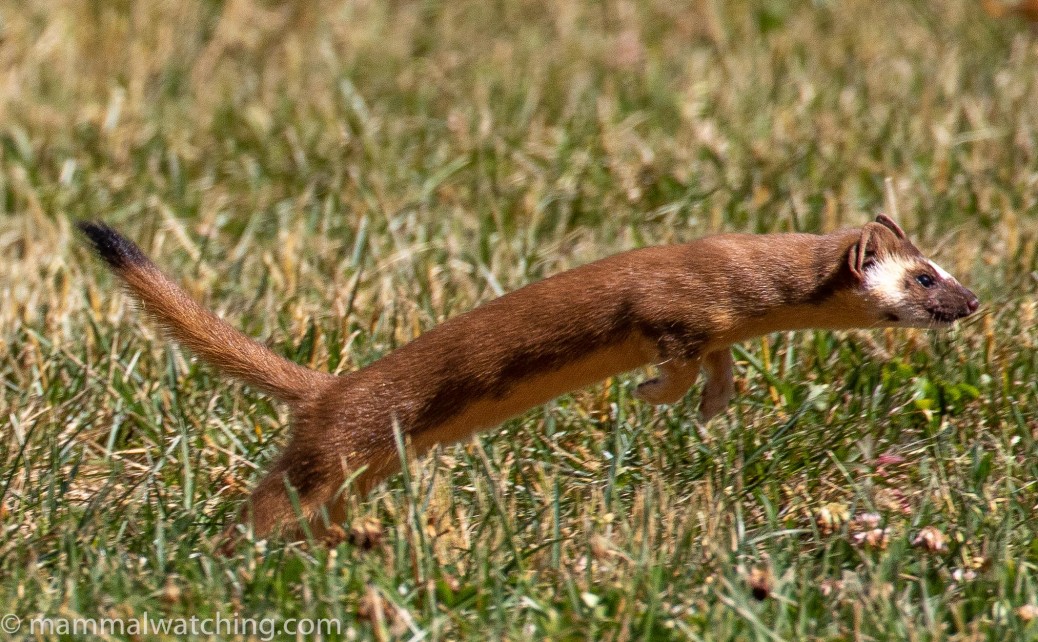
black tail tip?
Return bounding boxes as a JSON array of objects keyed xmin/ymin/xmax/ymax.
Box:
[{"xmin": 77, "ymin": 221, "xmax": 148, "ymax": 269}]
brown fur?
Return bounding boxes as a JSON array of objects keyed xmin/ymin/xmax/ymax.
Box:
[
  {"xmin": 119, "ymin": 262, "xmax": 334, "ymax": 402},
  {"xmin": 983, "ymin": 0, "xmax": 1038, "ymax": 22},
  {"xmin": 78, "ymin": 216, "xmax": 978, "ymax": 545}
]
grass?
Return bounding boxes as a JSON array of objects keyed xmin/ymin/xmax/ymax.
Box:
[{"xmin": 1, "ymin": 0, "xmax": 1037, "ymax": 638}]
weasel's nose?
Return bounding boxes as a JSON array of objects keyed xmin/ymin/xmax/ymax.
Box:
[{"xmin": 966, "ymin": 296, "xmax": 980, "ymax": 315}]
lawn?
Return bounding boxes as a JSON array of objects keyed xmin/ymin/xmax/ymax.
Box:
[{"xmin": 1, "ymin": 0, "xmax": 1037, "ymax": 639}]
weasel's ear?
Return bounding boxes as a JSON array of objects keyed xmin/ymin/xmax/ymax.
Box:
[
  {"xmin": 874, "ymin": 214, "xmax": 906, "ymax": 239},
  {"xmin": 849, "ymin": 220, "xmax": 903, "ymax": 280},
  {"xmin": 847, "ymin": 220, "xmax": 896, "ymax": 278},
  {"xmin": 848, "ymin": 223, "xmax": 882, "ymax": 280}
]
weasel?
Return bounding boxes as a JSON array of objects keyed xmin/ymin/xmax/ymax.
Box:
[{"xmin": 79, "ymin": 215, "xmax": 979, "ymax": 542}]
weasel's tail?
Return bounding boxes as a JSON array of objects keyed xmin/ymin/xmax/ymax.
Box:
[{"xmin": 79, "ymin": 222, "xmax": 334, "ymax": 403}]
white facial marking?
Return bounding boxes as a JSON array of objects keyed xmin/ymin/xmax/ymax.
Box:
[
  {"xmin": 927, "ymin": 260, "xmax": 956, "ymax": 283},
  {"xmin": 864, "ymin": 255, "xmax": 913, "ymax": 306}
]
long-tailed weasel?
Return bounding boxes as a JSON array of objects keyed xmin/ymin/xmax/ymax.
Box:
[{"xmin": 79, "ymin": 215, "xmax": 978, "ymax": 542}]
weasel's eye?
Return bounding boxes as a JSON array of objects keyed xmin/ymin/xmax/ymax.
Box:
[{"xmin": 916, "ymin": 274, "xmax": 936, "ymax": 288}]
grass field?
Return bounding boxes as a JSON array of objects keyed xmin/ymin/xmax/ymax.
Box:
[{"xmin": 1, "ymin": 0, "xmax": 1037, "ymax": 639}]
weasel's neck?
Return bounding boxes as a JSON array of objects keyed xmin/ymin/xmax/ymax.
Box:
[{"xmin": 715, "ymin": 230, "xmax": 870, "ymax": 343}]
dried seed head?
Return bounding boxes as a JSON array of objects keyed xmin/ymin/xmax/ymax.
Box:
[
  {"xmin": 425, "ymin": 513, "xmax": 452, "ymax": 539},
  {"xmin": 875, "ymin": 487, "xmax": 913, "ymax": 515},
  {"xmin": 748, "ymin": 567, "xmax": 772, "ymax": 601},
  {"xmin": 1018, "ymin": 604, "xmax": 1038, "ymax": 622},
  {"xmin": 323, "ymin": 523, "xmax": 347, "ymax": 548},
  {"xmin": 161, "ymin": 580, "xmax": 182, "ymax": 605},
  {"xmin": 970, "ymin": 555, "xmax": 989, "ymax": 570},
  {"xmin": 854, "ymin": 513, "xmax": 882, "ymax": 530},
  {"xmin": 590, "ymin": 534, "xmax": 613, "ymax": 561},
  {"xmin": 912, "ymin": 526, "xmax": 947, "ymax": 553},
  {"xmin": 816, "ymin": 503, "xmax": 850, "ymax": 535},
  {"xmin": 819, "ymin": 579, "xmax": 842, "ymax": 597},
  {"xmin": 853, "ymin": 528, "xmax": 890, "ymax": 550},
  {"xmin": 358, "ymin": 586, "xmax": 397, "ymax": 628},
  {"xmin": 441, "ymin": 573, "xmax": 461, "ymax": 593},
  {"xmin": 874, "ymin": 453, "xmax": 906, "ymax": 467},
  {"xmin": 349, "ymin": 517, "xmax": 385, "ymax": 550}
]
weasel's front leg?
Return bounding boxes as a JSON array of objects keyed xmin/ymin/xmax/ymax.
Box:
[
  {"xmin": 699, "ymin": 349, "xmax": 735, "ymax": 420},
  {"xmin": 634, "ymin": 357, "xmax": 701, "ymax": 405}
]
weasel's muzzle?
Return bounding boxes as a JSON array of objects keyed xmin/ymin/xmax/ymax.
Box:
[{"xmin": 926, "ymin": 285, "xmax": 979, "ymax": 324}]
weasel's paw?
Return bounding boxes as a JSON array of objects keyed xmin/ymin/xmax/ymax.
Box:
[
  {"xmin": 215, "ymin": 526, "xmax": 245, "ymax": 557},
  {"xmin": 698, "ymin": 394, "xmax": 730, "ymax": 421},
  {"xmin": 699, "ymin": 373, "xmax": 734, "ymax": 421},
  {"xmin": 635, "ymin": 379, "xmax": 682, "ymax": 405}
]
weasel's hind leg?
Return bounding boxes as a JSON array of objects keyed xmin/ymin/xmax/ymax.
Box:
[
  {"xmin": 222, "ymin": 449, "xmax": 337, "ymax": 546},
  {"xmin": 635, "ymin": 357, "xmax": 701, "ymax": 405},
  {"xmin": 699, "ymin": 349, "xmax": 735, "ymax": 420},
  {"xmin": 219, "ymin": 444, "xmax": 401, "ymax": 553}
]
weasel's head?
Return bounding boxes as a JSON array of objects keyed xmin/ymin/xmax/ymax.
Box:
[{"xmin": 850, "ymin": 215, "xmax": 979, "ymax": 329}]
